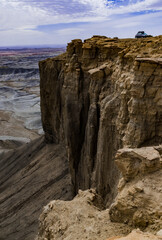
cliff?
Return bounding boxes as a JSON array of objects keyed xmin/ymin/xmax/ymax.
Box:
[
  {"xmin": 39, "ymin": 35, "xmax": 162, "ymax": 204},
  {"xmin": 0, "ymin": 36, "xmax": 161, "ymax": 240}
]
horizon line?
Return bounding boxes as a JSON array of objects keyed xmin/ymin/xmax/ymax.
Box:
[{"xmin": 0, "ymin": 44, "xmax": 66, "ymax": 49}]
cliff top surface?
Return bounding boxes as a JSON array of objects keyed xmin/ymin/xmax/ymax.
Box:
[
  {"xmin": 71, "ymin": 35, "xmax": 162, "ymax": 56},
  {"xmin": 45, "ymin": 35, "xmax": 162, "ymax": 63},
  {"xmin": 39, "ymin": 35, "xmax": 162, "ymax": 72}
]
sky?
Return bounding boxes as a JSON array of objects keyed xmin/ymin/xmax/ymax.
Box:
[{"xmin": 0, "ymin": 0, "xmax": 162, "ymax": 46}]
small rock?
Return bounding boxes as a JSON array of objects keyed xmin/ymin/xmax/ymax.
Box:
[{"xmin": 157, "ymin": 229, "xmax": 162, "ymax": 236}]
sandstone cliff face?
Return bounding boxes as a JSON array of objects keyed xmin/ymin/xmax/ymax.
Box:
[{"xmin": 39, "ymin": 35, "xmax": 162, "ymax": 203}]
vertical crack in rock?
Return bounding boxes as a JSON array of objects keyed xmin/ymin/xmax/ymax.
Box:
[{"xmin": 39, "ymin": 36, "xmax": 162, "ymax": 205}]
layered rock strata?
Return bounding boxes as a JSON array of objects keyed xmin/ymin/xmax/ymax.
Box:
[
  {"xmin": 39, "ymin": 35, "xmax": 162, "ymax": 203},
  {"xmin": 0, "ymin": 137, "xmax": 73, "ymax": 240}
]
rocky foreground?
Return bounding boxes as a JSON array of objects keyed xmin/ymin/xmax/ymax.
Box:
[
  {"xmin": 37, "ymin": 146, "xmax": 162, "ymax": 240},
  {"xmin": 0, "ymin": 36, "xmax": 162, "ymax": 239}
]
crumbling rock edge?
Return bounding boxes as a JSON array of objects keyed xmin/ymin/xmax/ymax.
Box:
[
  {"xmin": 109, "ymin": 145, "xmax": 162, "ymax": 231},
  {"xmin": 36, "ymin": 189, "xmax": 132, "ymax": 240},
  {"xmin": 36, "ymin": 145, "xmax": 162, "ymax": 239}
]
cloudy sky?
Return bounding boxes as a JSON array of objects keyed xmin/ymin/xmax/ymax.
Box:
[{"xmin": 0, "ymin": 0, "xmax": 162, "ymax": 46}]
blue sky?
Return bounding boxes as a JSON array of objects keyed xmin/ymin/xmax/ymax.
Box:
[{"xmin": 0, "ymin": 0, "xmax": 162, "ymax": 46}]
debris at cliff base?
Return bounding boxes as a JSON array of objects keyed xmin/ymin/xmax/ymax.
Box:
[
  {"xmin": 106, "ymin": 229, "xmax": 162, "ymax": 240},
  {"xmin": 36, "ymin": 146, "xmax": 162, "ymax": 240},
  {"xmin": 37, "ymin": 189, "xmax": 132, "ymax": 240}
]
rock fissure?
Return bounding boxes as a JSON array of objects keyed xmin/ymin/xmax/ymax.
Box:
[{"xmin": 39, "ymin": 35, "xmax": 162, "ymax": 202}]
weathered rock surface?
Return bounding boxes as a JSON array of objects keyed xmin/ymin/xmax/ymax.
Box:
[
  {"xmin": 36, "ymin": 146, "xmax": 162, "ymax": 240},
  {"xmin": 39, "ymin": 35, "xmax": 162, "ymax": 203},
  {"xmin": 157, "ymin": 229, "xmax": 162, "ymax": 236},
  {"xmin": 0, "ymin": 137, "xmax": 73, "ymax": 240},
  {"xmin": 37, "ymin": 189, "xmax": 132, "ymax": 240},
  {"xmin": 106, "ymin": 229, "xmax": 162, "ymax": 240},
  {"xmin": 109, "ymin": 146, "xmax": 162, "ymax": 231},
  {"xmin": 1, "ymin": 36, "xmax": 162, "ymax": 240}
]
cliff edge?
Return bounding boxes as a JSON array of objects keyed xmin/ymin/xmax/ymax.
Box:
[{"xmin": 39, "ymin": 35, "xmax": 162, "ymax": 204}]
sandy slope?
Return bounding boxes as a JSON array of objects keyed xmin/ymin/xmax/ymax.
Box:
[{"xmin": 0, "ymin": 137, "xmax": 73, "ymax": 240}]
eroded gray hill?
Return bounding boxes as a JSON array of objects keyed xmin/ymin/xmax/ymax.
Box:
[{"xmin": 0, "ymin": 137, "xmax": 73, "ymax": 240}]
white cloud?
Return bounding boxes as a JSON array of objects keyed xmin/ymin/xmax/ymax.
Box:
[
  {"xmin": 1, "ymin": 0, "xmax": 162, "ymax": 30},
  {"xmin": 0, "ymin": 0, "xmax": 161, "ymax": 46},
  {"xmin": 109, "ymin": 0, "xmax": 162, "ymax": 14},
  {"xmin": 73, "ymin": 0, "xmax": 108, "ymax": 15}
]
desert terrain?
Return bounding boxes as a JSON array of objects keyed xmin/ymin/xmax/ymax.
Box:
[{"xmin": 0, "ymin": 47, "xmax": 65, "ymax": 153}]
